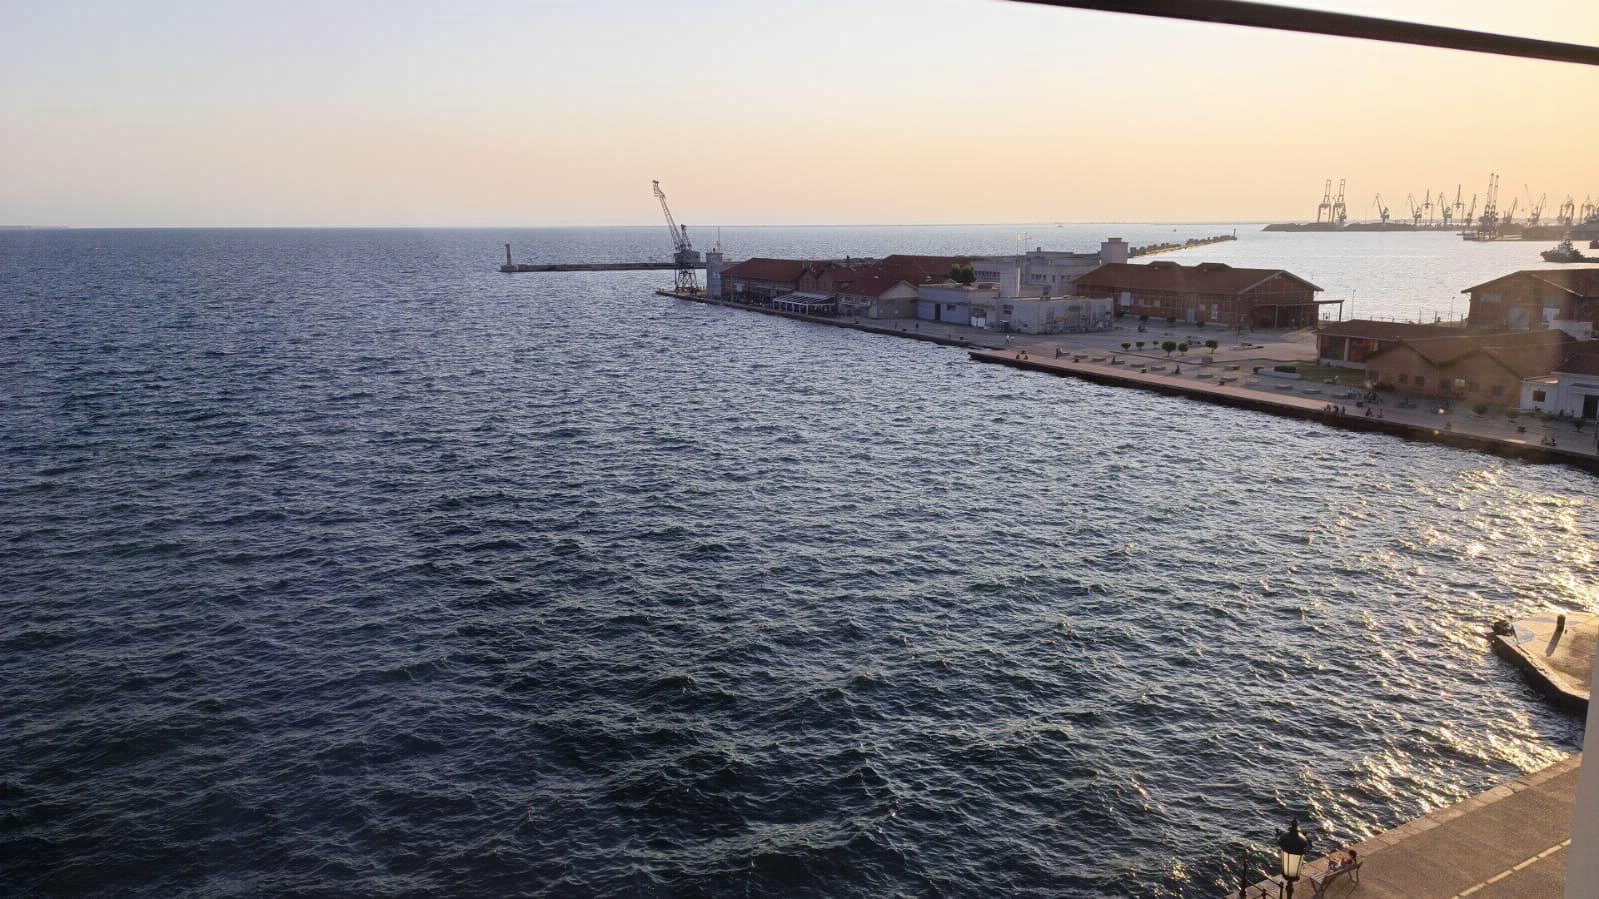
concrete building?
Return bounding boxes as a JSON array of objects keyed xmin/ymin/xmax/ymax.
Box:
[
  {"xmin": 1073, "ymin": 261, "xmax": 1331, "ymax": 328},
  {"xmin": 1465, "ymin": 268, "xmax": 1599, "ymax": 332},
  {"xmin": 704, "ymin": 249, "xmax": 726, "ymax": 299},
  {"xmin": 972, "ymin": 238, "xmax": 1128, "ymax": 299},
  {"xmin": 1363, "ymin": 329, "xmax": 1572, "ymax": 406},
  {"xmin": 917, "ymin": 284, "xmax": 994, "ymax": 326},
  {"xmin": 1520, "ymin": 342, "xmax": 1599, "ymax": 417},
  {"xmin": 999, "ymin": 296, "xmax": 1114, "ymax": 334},
  {"xmin": 1315, "ymin": 320, "xmax": 1461, "ymax": 369}
]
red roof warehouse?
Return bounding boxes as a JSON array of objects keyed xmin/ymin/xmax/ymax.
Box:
[{"xmin": 1073, "ymin": 261, "xmax": 1332, "ymax": 328}]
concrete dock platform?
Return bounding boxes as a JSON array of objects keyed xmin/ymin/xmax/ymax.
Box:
[
  {"xmin": 1493, "ymin": 613, "xmax": 1596, "ymax": 714},
  {"xmin": 1234, "ymin": 755, "xmax": 1581, "ymax": 899},
  {"xmin": 966, "ymin": 349, "xmax": 1599, "ymax": 473}
]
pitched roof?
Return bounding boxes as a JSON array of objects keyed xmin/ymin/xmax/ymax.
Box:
[
  {"xmin": 721, "ymin": 257, "xmax": 810, "ymax": 283},
  {"xmin": 829, "ymin": 268, "xmax": 916, "ymax": 298},
  {"xmin": 876, "ymin": 255, "xmax": 971, "ymax": 283},
  {"xmin": 1074, "ymin": 261, "xmax": 1323, "ymax": 295},
  {"xmin": 1555, "ymin": 342, "xmax": 1599, "ymax": 376},
  {"xmin": 1318, "ymin": 319, "xmax": 1460, "ymax": 341},
  {"xmin": 1461, "ymin": 268, "xmax": 1599, "ymax": 298},
  {"xmin": 1371, "ymin": 328, "xmax": 1573, "ymax": 378}
]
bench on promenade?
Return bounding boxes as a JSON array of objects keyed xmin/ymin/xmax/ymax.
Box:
[{"xmin": 1308, "ymin": 860, "xmax": 1361, "ymax": 897}]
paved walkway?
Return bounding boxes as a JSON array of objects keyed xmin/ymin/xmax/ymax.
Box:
[
  {"xmin": 970, "ymin": 349, "xmax": 1599, "ymax": 466},
  {"xmin": 1233, "ymin": 756, "xmax": 1580, "ymax": 898}
]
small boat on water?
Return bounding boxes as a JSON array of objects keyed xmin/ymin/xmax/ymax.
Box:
[{"xmin": 1542, "ymin": 239, "xmax": 1590, "ymax": 263}]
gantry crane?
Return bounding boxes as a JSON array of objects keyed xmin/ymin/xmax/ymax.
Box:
[
  {"xmin": 1373, "ymin": 194, "xmax": 1390, "ymax": 224},
  {"xmin": 1422, "ymin": 190, "xmax": 1434, "ymax": 227},
  {"xmin": 1479, "ymin": 173, "xmax": 1500, "ymax": 233},
  {"xmin": 1407, "ymin": 193, "xmax": 1423, "ymax": 227},
  {"xmin": 1439, "ymin": 188, "xmax": 1454, "ymax": 228},
  {"xmin": 1557, "ymin": 196, "xmax": 1576, "ymax": 227},
  {"xmin": 1525, "ymin": 187, "xmax": 1545, "ymax": 228},
  {"xmin": 1331, "ymin": 179, "xmax": 1348, "ymax": 226},
  {"xmin": 653, "ymin": 179, "xmax": 701, "ymax": 293},
  {"xmin": 1315, "ymin": 179, "xmax": 1334, "ymax": 224}
]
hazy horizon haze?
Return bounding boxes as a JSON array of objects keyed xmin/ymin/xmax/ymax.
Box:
[{"xmin": 3, "ymin": 0, "xmax": 1596, "ymax": 227}]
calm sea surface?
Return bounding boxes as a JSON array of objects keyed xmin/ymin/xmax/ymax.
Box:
[{"xmin": 1, "ymin": 226, "xmax": 1593, "ymax": 897}]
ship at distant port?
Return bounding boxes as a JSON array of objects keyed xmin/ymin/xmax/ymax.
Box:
[{"xmin": 1541, "ymin": 239, "xmax": 1591, "ymax": 263}]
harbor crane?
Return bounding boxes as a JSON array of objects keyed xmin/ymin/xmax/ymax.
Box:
[
  {"xmin": 1479, "ymin": 173, "xmax": 1500, "ymax": 233},
  {"xmin": 1503, "ymin": 196, "xmax": 1519, "ymax": 228},
  {"xmin": 652, "ymin": 179, "xmax": 701, "ymax": 293},
  {"xmin": 1407, "ymin": 193, "xmax": 1423, "ymax": 227},
  {"xmin": 1583, "ymin": 197, "xmax": 1597, "ymax": 224},
  {"xmin": 1558, "ymin": 196, "xmax": 1577, "ymax": 227},
  {"xmin": 1422, "ymin": 190, "xmax": 1434, "ymax": 226},
  {"xmin": 1373, "ymin": 194, "xmax": 1390, "ymax": 224},
  {"xmin": 1439, "ymin": 188, "xmax": 1454, "ymax": 228},
  {"xmin": 1315, "ymin": 179, "xmax": 1334, "ymax": 224},
  {"xmin": 1331, "ymin": 179, "xmax": 1348, "ymax": 226},
  {"xmin": 1525, "ymin": 187, "xmax": 1545, "ymax": 228},
  {"xmin": 1449, "ymin": 185, "xmax": 1464, "ymax": 228}
]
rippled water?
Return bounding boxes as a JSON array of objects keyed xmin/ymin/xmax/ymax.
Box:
[{"xmin": 2, "ymin": 227, "xmax": 1592, "ymax": 897}]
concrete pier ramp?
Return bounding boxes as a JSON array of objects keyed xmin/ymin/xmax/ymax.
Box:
[{"xmin": 1493, "ymin": 612, "xmax": 1595, "ymax": 713}]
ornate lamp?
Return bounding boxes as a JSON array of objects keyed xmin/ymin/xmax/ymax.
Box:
[{"xmin": 1276, "ymin": 817, "xmax": 1312, "ymax": 897}]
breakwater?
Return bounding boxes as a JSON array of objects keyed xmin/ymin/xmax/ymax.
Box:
[{"xmin": 1129, "ymin": 233, "xmax": 1236, "ymax": 256}]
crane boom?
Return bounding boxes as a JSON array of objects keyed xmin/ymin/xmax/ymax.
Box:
[{"xmin": 652, "ymin": 179, "xmax": 701, "ymax": 293}]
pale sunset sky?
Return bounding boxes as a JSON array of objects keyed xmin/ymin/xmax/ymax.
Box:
[{"xmin": 3, "ymin": 0, "xmax": 1595, "ymax": 227}]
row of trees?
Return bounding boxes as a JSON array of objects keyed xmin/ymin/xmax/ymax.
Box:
[{"xmin": 1120, "ymin": 339, "xmax": 1219, "ymax": 356}]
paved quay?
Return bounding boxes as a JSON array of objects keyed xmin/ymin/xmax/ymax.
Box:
[
  {"xmin": 968, "ymin": 349, "xmax": 1599, "ymax": 472},
  {"xmin": 658, "ymin": 289, "xmax": 1599, "ymax": 472},
  {"xmin": 1232, "ymin": 755, "xmax": 1581, "ymax": 899},
  {"xmin": 1494, "ymin": 612, "xmax": 1596, "ymax": 713}
]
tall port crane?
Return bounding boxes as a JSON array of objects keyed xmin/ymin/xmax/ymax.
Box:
[
  {"xmin": 1422, "ymin": 190, "xmax": 1434, "ymax": 226},
  {"xmin": 1373, "ymin": 194, "xmax": 1390, "ymax": 224},
  {"xmin": 1315, "ymin": 179, "xmax": 1334, "ymax": 224},
  {"xmin": 652, "ymin": 179, "xmax": 701, "ymax": 293},
  {"xmin": 1583, "ymin": 197, "xmax": 1597, "ymax": 224},
  {"xmin": 1450, "ymin": 185, "xmax": 1465, "ymax": 228},
  {"xmin": 1331, "ymin": 179, "xmax": 1348, "ymax": 226},
  {"xmin": 1439, "ymin": 189, "xmax": 1454, "ymax": 228},
  {"xmin": 1525, "ymin": 187, "xmax": 1545, "ymax": 228},
  {"xmin": 1479, "ymin": 173, "xmax": 1500, "ymax": 233},
  {"xmin": 1407, "ymin": 193, "xmax": 1423, "ymax": 227},
  {"xmin": 1557, "ymin": 196, "xmax": 1576, "ymax": 227},
  {"xmin": 1503, "ymin": 196, "xmax": 1518, "ymax": 227}
]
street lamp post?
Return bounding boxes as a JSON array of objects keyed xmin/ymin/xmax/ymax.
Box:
[{"xmin": 1276, "ymin": 818, "xmax": 1312, "ymax": 898}]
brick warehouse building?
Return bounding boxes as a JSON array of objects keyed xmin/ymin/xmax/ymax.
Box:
[
  {"xmin": 1464, "ymin": 268, "xmax": 1599, "ymax": 332},
  {"xmin": 1073, "ymin": 261, "xmax": 1332, "ymax": 328}
]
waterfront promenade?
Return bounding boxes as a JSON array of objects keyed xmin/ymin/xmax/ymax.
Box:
[
  {"xmin": 1232, "ymin": 755, "xmax": 1580, "ymax": 899},
  {"xmin": 661, "ymin": 290, "xmax": 1599, "ymax": 471}
]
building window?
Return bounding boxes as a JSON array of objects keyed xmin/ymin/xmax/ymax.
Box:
[
  {"xmin": 1533, "ymin": 389, "xmax": 1548, "ymax": 402},
  {"xmin": 1398, "ymin": 373, "xmax": 1409, "ymax": 384},
  {"xmin": 1415, "ymin": 376, "xmax": 1426, "ymax": 388}
]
